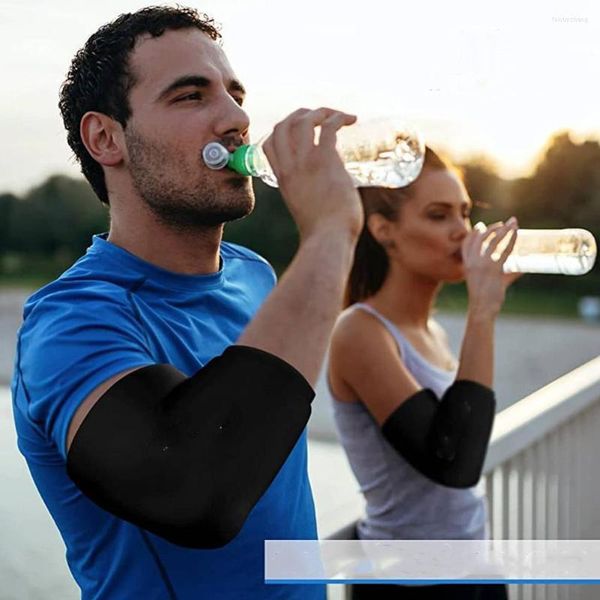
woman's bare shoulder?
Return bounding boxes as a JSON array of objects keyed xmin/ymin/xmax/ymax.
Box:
[
  {"xmin": 330, "ymin": 305, "xmax": 421, "ymax": 424},
  {"xmin": 333, "ymin": 305, "xmax": 394, "ymax": 350}
]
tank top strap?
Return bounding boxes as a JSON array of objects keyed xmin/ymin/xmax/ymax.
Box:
[
  {"xmin": 352, "ymin": 302, "xmax": 410, "ymax": 359},
  {"xmin": 351, "ymin": 303, "xmax": 457, "ymax": 395}
]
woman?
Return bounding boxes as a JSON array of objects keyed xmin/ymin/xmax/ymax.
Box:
[{"xmin": 325, "ymin": 148, "xmax": 519, "ymax": 599}]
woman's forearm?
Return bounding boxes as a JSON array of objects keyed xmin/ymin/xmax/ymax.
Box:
[{"xmin": 456, "ymin": 309, "xmax": 496, "ymax": 387}]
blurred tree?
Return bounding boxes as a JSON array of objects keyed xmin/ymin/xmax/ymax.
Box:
[
  {"xmin": 3, "ymin": 132, "xmax": 599, "ymax": 295},
  {"xmin": 458, "ymin": 156, "xmax": 512, "ymax": 225},
  {"xmin": 0, "ymin": 193, "xmax": 18, "ymax": 254},
  {"xmin": 508, "ymin": 133, "xmax": 600, "ymax": 294},
  {"xmin": 510, "ymin": 133, "xmax": 600, "ymax": 233},
  {"xmin": 8, "ymin": 175, "xmax": 108, "ymax": 257}
]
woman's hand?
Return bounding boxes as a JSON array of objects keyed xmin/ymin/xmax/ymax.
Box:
[{"xmin": 462, "ymin": 217, "xmax": 521, "ymax": 318}]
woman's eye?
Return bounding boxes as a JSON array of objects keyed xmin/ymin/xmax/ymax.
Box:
[{"xmin": 232, "ymin": 96, "xmax": 244, "ymax": 106}]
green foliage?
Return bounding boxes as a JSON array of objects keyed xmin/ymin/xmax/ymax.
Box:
[
  {"xmin": 437, "ymin": 281, "xmax": 587, "ymax": 319},
  {"xmin": 459, "ymin": 158, "xmax": 513, "ymax": 225},
  {"xmin": 506, "ymin": 134, "xmax": 600, "ymax": 295},
  {"xmin": 510, "ymin": 133, "xmax": 600, "ymax": 234},
  {"xmin": 0, "ymin": 193, "xmax": 18, "ymax": 254},
  {"xmin": 1, "ymin": 132, "xmax": 599, "ymax": 313},
  {"xmin": 458, "ymin": 135, "xmax": 600, "ymax": 299},
  {"xmin": 0, "ymin": 176, "xmax": 109, "ymax": 280}
]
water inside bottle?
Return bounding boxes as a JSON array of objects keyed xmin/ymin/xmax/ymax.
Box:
[
  {"xmin": 335, "ymin": 120, "xmax": 425, "ymax": 188},
  {"xmin": 343, "ymin": 137, "xmax": 425, "ymax": 187},
  {"xmin": 503, "ymin": 253, "xmax": 595, "ymax": 275},
  {"xmin": 477, "ymin": 225, "xmax": 597, "ymax": 275}
]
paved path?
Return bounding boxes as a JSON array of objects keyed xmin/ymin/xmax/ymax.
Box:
[
  {"xmin": 0, "ymin": 387, "xmax": 79, "ymax": 599},
  {"xmin": 2, "ymin": 289, "xmax": 599, "ymax": 597},
  {"xmin": 4, "ymin": 288, "xmax": 600, "ymax": 403},
  {"xmin": 0, "ymin": 289, "xmax": 32, "ymax": 385}
]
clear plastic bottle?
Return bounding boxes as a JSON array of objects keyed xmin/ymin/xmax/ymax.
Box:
[
  {"xmin": 473, "ymin": 223, "xmax": 597, "ymax": 275},
  {"xmin": 202, "ymin": 117, "xmax": 425, "ymax": 188}
]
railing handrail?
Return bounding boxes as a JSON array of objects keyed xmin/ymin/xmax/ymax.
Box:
[
  {"xmin": 326, "ymin": 355, "xmax": 600, "ymax": 541},
  {"xmin": 483, "ymin": 354, "xmax": 600, "ymax": 472}
]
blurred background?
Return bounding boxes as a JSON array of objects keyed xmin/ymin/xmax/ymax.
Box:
[
  {"xmin": 1, "ymin": 0, "xmax": 599, "ymax": 598},
  {"xmin": 1, "ymin": 0, "xmax": 599, "ymax": 312}
]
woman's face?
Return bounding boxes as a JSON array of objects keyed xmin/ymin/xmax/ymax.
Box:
[{"xmin": 381, "ymin": 168, "xmax": 473, "ymax": 283}]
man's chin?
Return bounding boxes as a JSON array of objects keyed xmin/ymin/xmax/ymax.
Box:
[
  {"xmin": 225, "ymin": 181, "xmax": 255, "ymax": 219},
  {"xmin": 144, "ymin": 198, "xmax": 254, "ymax": 230},
  {"xmin": 212, "ymin": 195, "xmax": 255, "ymax": 225}
]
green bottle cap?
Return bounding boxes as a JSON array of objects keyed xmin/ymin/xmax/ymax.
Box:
[{"xmin": 228, "ymin": 145, "xmax": 252, "ymax": 176}]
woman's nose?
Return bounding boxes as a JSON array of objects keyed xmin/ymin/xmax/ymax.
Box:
[{"xmin": 452, "ymin": 218, "xmax": 470, "ymax": 241}]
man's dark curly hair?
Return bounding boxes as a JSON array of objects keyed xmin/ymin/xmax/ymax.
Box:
[{"xmin": 59, "ymin": 5, "xmax": 221, "ymax": 205}]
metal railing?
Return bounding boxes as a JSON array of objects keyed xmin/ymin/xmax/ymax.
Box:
[
  {"xmin": 484, "ymin": 355, "xmax": 600, "ymax": 600},
  {"xmin": 327, "ymin": 355, "xmax": 600, "ymax": 600}
]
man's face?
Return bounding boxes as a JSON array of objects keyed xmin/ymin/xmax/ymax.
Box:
[{"xmin": 123, "ymin": 28, "xmax": 253, "ymax": 229}]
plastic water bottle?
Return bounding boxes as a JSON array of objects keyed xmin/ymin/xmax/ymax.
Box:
[
  {"xmin": 202, "ymin": 117, "xmax": 425, "ymax": 188},
  {"xmin": 474, "ymin": 223, "xmax": 597, "ymax": 275}
]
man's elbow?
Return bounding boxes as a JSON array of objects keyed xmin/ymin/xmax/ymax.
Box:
[{"xmin": 149, "ymin": 503, "xmax": 248, "ymax": 549}]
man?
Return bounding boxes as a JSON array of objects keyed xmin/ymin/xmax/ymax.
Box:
[{"xmin": 12, "ymin": 6, "xmax": 362, "ymax": 599}]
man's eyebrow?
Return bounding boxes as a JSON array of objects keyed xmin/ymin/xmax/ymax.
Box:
[{"xmin": 156, "ymin": 75, "xmax": 246, "ymax": 101}]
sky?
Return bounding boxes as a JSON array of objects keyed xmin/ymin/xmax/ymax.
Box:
[{"xmin": 0, "ymin": 0, "xmax": 598, "ymax": 195}]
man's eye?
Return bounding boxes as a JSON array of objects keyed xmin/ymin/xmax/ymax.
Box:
[
  {"xmin": 429, "ymin": 214, "xmax": 446, "ymax": 220},
  {"xmin": 232, "ymin": 96, "xmax": 244, "ymax": 106},
  {"xmin": 175, "ymin": 92, "xmax": 202, "ymax": 102}
]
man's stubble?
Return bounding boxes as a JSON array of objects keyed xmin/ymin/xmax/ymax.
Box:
[{"xmin": 125, "ymin": 127, "xmax": 254, "ymax": 231}]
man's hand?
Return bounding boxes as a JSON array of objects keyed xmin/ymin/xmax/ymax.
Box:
[{"xmin": 262, "ymin": 107, "xmax": 364, "ymax": 242}]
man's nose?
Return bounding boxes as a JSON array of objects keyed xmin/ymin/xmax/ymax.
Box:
[{"xmin": 214, "ymin": 94, "xmax": 250, "ymax": 140}]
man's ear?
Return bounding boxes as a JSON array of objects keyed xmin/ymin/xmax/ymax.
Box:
[{"xmin": 80, "ymin": 112, "xmax": 125, "ymax": 167}]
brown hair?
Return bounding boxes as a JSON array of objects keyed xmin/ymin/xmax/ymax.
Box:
[{"xmin": 345, "ymin": 147, "xmax": 459, "ymax": 307}]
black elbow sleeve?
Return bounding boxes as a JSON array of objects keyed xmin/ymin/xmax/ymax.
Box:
[
  {"xmin": 66, "ymin": 345, "xmax": 314, "ymax": 548},
  {"xmin": 381, "ymin": 380, "xmax": 496, "ymax": 488}
]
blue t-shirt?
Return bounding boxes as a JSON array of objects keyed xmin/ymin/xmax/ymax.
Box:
[{"xmin": 12, "ymin": 234, "xmax": 324, "ymax": 600}]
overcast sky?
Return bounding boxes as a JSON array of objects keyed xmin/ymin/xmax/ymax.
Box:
[{"xmin": 1, "ymin": 0, "xmax": 598, "ymax": 194}]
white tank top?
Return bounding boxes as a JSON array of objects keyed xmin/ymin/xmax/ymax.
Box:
[{"xmin": 326, "ymin": 302, "xmax": 488, "ymax": 540}]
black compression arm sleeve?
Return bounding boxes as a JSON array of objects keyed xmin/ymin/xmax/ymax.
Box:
[
  {"xmin": 66, "ymin": 345, "xmax": 314, "ymax": 549},
  {"xmin": 381, "ymin": 380, "xmax": 496, "ymax": 488}
]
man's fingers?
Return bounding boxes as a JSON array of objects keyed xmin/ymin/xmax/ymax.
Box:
[
  {"xmin": 263, "ymin": 109, "xmax": 311, "ymax": 173},
  {"xmin": 266, "ymin": 107, "xmax": 355, "ymax": 173},
  {"xmin": 291, "ymin": 109, "xmax": 356, "ymax": 157},
  {"xmin": 298, "ymin": 107, "xmax": 355, "ymax": 130},
  {"xmin": 317, "ymin": 112, "xmax": 357, "ymax": 149}
]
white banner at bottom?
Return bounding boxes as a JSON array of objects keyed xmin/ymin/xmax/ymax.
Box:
[{"xmin": 265, "ymin": 540, "xmax": 600, "ymax": 584}]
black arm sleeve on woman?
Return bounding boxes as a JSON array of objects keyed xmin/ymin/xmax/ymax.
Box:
[
  {"xmin": 381, "ymin": 380, "xmax": 496, "ymax": 488},
  {"xmin": 66, "ymin": 345, "xmax": 314, "ymax": 549}
]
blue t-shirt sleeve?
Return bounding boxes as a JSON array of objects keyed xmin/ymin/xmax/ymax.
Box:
[{"xmin": 16, "ymin": 285, "xmax": 154, "ymax": 460}]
